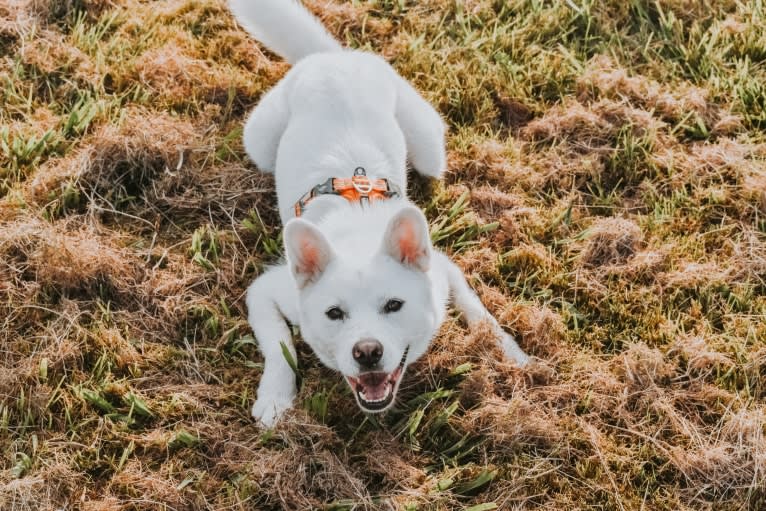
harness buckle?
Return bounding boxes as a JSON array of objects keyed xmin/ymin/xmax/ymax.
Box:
[{"xmin": 351, "ymin": 175, "xmax": 373, "ymax": 194}]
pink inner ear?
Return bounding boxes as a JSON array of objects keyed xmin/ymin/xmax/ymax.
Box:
[
  {"xmin": 299, "ymin": 239, "xmax": 321, "ymax": 274},
  {"xmin": 396, "ymin": 219, "xmax": 423, "ymax": 264}
]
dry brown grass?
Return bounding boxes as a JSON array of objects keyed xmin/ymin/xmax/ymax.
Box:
[{"xmin": 1, "ymin": 0, "xmax": 765, "ymax": 509}]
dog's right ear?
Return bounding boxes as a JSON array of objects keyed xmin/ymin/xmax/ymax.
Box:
[
  {"xmin": 381, "ymin": 206, "xmax": 431, "ymax": 272},
  {"xmin": 284, "ymin": 219, "xmax": 335, "ymax": 288}
]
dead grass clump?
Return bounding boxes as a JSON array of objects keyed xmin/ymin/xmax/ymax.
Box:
[
  {"xmin": 659, "ymin": 261, "xmax": 731, "ymax": 290},
  {"xmin": 96, "ymin": 327, "xmax": 143, "ymax": 369},
  {"xmin": 496, "ymin": 203, "xmax": 550, "ymax": 246},
  {"xmin": 456, "ymin": 365, "xmax": 495, "ymax": 409},
  {"xmin": 29, "ymin": 0, "xmax": 111, "ymax": 22},
  {"xmin": 0, "ymin": 1, "xmax": 25, "ymax": 22},
  {"xmin": 80, "ymin": 497, "xmax": 123, "ymax": 511},
  {"xmin": 578, "ymin": 57, "xmax": 665, "ymax": 105},
  {"xmin": 427, "ymin": 320, "xmax": 508, "ymax": 373},
  {"xmin": 228, "ymin": 440, "xmax": 368, "ymax": 508},
  {"xmin": 522, "ymin": 148, "xmax": 605, "ymax": 195},
  {"xmin": 126, "ymin": 3, "xmax": 265, "ymax": 106},
  {"xmin": 147, "ymin": 161, "xmax": 275, "ymax": 223},
  {"xmin": 0, "ymin": 218, "xmax": 139, "ymax": 299},
  {"xmin": 152, "ymin": 0, "xmax": 270, "ymax": 70},
  {"xmin": 305, "ymin": 0, "xmax": 392, "ymax": 46},
  {"xmin": 125, "ymin": 265, "xmax": 240, "ymax": 345},
  {"xmin": 672, "ymin": 407, "xmax": 766, "ymax": 498},
  {"xmin": 578, "ymin": 55, "xmax": 734, "ymax": 132},
  {"xmin": 0, "ymin": 461, "xmax": 79, "ymax": 511},
  {"xmin": 0, "ymin": 298, "xmax": 85, "ymax": 389},
  {"xmin": 744, "ymin": 348, "xmax": 766, "ymax": 397},
  {"xmin": 498, "ymin": 303, "xmax": 567, "ymax": 359},
  {"xmin": 468, "ymin": 186, "xmax": 525, "ymax": 222},
  {"xmin": 578, "ymin": 217, "xmax": 644, "ymax": 268},
  {"xmin": 560, "ymin": 354, "xmax": 622, "ymax": 413},
  {"xmin": 0, "ymin": 218, "xmax": 147, "ymax": 405},
  {"xmin": 501, "ymin": 242, "xmax": 556, "ymax": 274},
  {"xmin": 35, "ymin": 229, "xmax": 139, "ymax": 297},
  {"xmin": 712, "ymin": 114, "xmax": 745, "ymax": 136},
  {"xmin": 651, "ymin": 138, "xmax": 761, "ymax": 191},
  {"xmin": 722, "ymin": 408, "xmax": 766, "ymax": 454},
  {"xmin": 0, "ymin": 0, "xmax": 104, "ymax": 41},
  {"xmin": 20, "ymin": 28, "xmax": 98, "ymax": 84},
  {"xmin": 592, "ymin": 350, "xmax": 761, "ymax": 500},
  {"xmin": 27, "ymin": 154, "xmax": 84, "ymax": 207},
  {"xmin": 455, "ymin": 247, "xmax": 500, "ymax": 282},
  {"xmin": 601, "ymin": 247, "xmax": 668, "ymax": 281},
  {"xmin": 110, "ymin": 459, "xmax": 185, "ymax": 508},
  {"xmin": 361, "ymin": 437, "xmax": 428, "ymax": 487},
  {"xmin": 448, "ymin": 139, "xmax": 521, "ymax": 186},
  {"xmin": 742, "ymin": 166, "xmax": 766, "ymax": 212},
  {"xmin": 670, "ymin": 335, "xmax": 734, "ymax": 378},
  {"xmin": 31, "ymin": 114, "xmax": 274, "ymax": 225},
  {"xmin": 461, "ymin": 395, "xmax": 564, "ymax": 452},
  {"xmin": 32, "ymin": 106, "xmax": 202, "ymax": 214},
  {"xmin": 611, "ymin": 343, "xmax": 674, "ymax": 391},
  {"xmin": 519, "ymin": 99, "xmax": 665, "ymax": 193},
  {"xmin": 201, "ymin": 27, "xmax": 270, "ymax": 71},
  {"xmin": 0, "ymin": 0, "xmax": 36, "ymax": 45},
  {"xmin": 134, "ymin": 40, "xmax": 229, "ymax": 104},
  {"xmin": 4, "ymin": 106, "xmax": 60, "ymax": 142},
  {"xmin": 570, "ymin": 342, "xmax": 765, "ymax": 502},
  {"xmin": 521, "ymin": 98, "xmax": 660, "ymax": 146},
  {"xmin": 729, "ymin": 229, "xmax": 766, "ymax": 284}
]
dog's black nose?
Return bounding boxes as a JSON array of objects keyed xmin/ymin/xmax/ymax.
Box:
[{"xmin": 353, "ymin": 339, "xmax": 383, "ymax": 368}]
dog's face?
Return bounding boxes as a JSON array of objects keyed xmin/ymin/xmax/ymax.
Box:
[{"xmin": 284, "ymin": 206, "xmax": 438, "ymax": 413}]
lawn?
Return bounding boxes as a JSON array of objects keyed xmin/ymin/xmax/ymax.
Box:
[{"xmin": 1, "ymin": 0, "xmax": 765, "ymax": 509}]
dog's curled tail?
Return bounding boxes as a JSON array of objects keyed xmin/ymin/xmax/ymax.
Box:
[{"xmin": 229, "ymin": 0, "xmax": 342, "ymax": 64}]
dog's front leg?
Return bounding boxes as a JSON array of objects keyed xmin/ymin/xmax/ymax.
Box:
[
  {"xmin": 440, "ymin": 254, "xmax": 530, "ymax": 366},
  {"xmin": 245, "ymin": 266, "xmax": 300, "ymax": 427}
]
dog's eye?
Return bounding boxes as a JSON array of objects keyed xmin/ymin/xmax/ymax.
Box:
[
  {"xmin": 325, "ymin": 306, "xmax": 346, "ymax": 321},
  {"xmin": 383, "ymin": 299, "xmax": 404, "ymax": 313}
]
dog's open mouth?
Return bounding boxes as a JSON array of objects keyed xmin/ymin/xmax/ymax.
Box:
[{"xmin": 345, "ymin": 347, "xmax": 408, "ymax": 412}]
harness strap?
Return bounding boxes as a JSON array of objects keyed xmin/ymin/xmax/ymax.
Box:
[{"xmin": 293, "ymin": 167, "xmax": 401, "ymax": 217}]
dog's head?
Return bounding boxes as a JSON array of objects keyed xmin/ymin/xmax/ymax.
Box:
[{"xmin": 283, "ymin": 205, "xmax": 438, "ymax": 413}]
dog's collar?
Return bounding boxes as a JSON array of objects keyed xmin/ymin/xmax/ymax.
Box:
[{"xmin": 293, "ymin": 167, "xmax": 402, "ymax": 217}]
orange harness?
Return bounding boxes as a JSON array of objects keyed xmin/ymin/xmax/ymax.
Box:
[{"xmin": 294, "ymin": 167, "xmax": 402, "ymax": 217}]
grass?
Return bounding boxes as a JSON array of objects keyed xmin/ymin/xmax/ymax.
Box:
[{"xmin": 1, "ymin": 0, "xmax": 765, "ymax": 509}]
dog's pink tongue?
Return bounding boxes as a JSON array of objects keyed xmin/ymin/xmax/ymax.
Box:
[{"xmin": 359, "ymin": 372, "xmax": 389, "ymax": 400}]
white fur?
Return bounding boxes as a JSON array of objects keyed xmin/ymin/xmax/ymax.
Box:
[{"xmin": 232, "ymin": 0, "xmax": 528, "ymax": 427}]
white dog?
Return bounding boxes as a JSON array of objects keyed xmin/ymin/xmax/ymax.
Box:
[{"xmin": 230, "ymin": 0, "xmax": 529, "ymax": 427}]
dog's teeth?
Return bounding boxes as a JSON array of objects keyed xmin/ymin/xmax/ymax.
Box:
[{"xmin": 358, "ymin": 382, "xmax": 393, "ymax": 404}]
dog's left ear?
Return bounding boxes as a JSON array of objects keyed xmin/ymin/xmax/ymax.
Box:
[{"xmin": 381, "ymin": 206, "xmax": 431, "ymax": 272}]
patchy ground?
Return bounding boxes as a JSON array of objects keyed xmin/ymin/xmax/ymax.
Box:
[{"xmin": 1, "ymin": 0, "xmax": 765, "ymax": 509}]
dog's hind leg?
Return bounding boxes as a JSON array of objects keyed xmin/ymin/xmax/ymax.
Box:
[
  {"xmin": 245, "ymin": 266, "xmax": 300, "ymax": 427},
  {"xmin": 394, "ymin": 76, "xmax": 447, "ymax": 179},
  {"xmin": 441, "ymin": 254, "xmax": 530, "ymax": 365},
  {"xmin": 242, "ymin": 82, "xmax": 289, "ymax": 173}
]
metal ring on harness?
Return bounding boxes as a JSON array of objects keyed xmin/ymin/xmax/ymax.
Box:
[
  {"xmin": 351, "ymin": 166, "xmax": 373, "ymax": 195},
  {"xmin": 351, "ymin": 176, "xmax": 373, "ymax": 194}
]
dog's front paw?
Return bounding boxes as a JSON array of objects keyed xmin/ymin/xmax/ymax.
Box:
[
  {"xmin": 251, "ymin": 390, "xmax": 294, "ymax": 428},
  {"xmin": 500, "ymin": 332, "xmax": 530, "ymax": 367}
]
